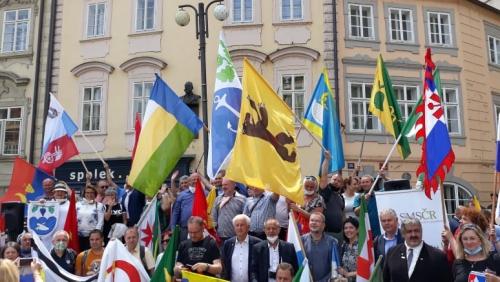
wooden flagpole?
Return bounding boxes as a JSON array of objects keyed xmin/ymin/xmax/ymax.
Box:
[
  {"xmin": 491, "ymin": 172, "xmax": 498, "ymax": 227},
  {"xmin": 367, "ymin": 133, "xmax": 402, "ymax": 195},
  {"xmin": 77, "ymin": 130, "xmax": 106, "ymax": 165}
]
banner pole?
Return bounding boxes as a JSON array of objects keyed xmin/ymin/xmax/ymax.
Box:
[
  {"xmin": 77, "ymin": 130, "xmax": 106, "ymax": 165},
  {"xmin": 491, "ymin": 172, "xmax": 499, "ymax": 227},
  {"xmin": 367, "ymin": 133, "xmax": 402, "ymax": 195}
]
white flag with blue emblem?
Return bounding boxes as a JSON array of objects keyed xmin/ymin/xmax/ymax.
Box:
[
  {"xmin": 207, "ymin": 31, "xmax": 242, "ymax": 179},
  {"xmin": 27, "ymin": 202, "xmax": 61, "ymax": 251}
]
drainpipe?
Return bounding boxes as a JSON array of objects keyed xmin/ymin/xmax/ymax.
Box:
[
  {"xmin": 40, "ymin": 0, "xmax": 57, "ymax": 160},
  {"xmin": 332, "ymin": 0, "xmax": 340, "ymax": 118},
  {"xmin": 28, "ymin": 0, "xmax": 46, "ymax": 163}
]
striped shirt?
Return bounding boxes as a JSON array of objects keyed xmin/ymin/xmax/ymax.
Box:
[
  {"xmin": 243, "ymin": 193, "xmax": 278, "ymax": 233},
  {"xmin": 212, "ymin": 192, "xmax": 246, "ymax": 238}
]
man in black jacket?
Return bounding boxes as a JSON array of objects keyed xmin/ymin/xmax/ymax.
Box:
[
  {"xmin": 373, "ymin": 208, "xmax": 403, "ymax": 264},
  {"xmin": 221, "ymin": 214, "xmax": 261, "ymax": 282},
  {"xmin": 251, "ymin": 218, "xmax": 298, "ymax": 282},
  {"xmin": 383, "ymin": 218, "xmax": 451, "ymax": 282}
]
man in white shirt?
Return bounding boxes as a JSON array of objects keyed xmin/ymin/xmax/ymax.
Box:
[{"xmin": 221, "ymin": 214, "xmax": 262, "ymax": 282}]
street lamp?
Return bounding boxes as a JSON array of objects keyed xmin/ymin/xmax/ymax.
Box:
[{"xmin": 175, "ymin": 1, "xmax": 228, "ymax": 174}]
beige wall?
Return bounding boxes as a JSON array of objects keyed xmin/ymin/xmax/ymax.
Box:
[
  {"xmin": 56, "ymin": 0, "xmax": 326, "ymax": 178},
  {"xmin": 332, "ymin": 0, "xmax": 500, "ymax": 206}
]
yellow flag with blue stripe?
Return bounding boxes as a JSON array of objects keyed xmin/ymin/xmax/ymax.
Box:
[
  {"xmin": 303, "ymin": 70, "xmax": 345, "ymax": 172},
  {"xmin": 226, "ymin": 59, "xmax": 303, "ymax": 205}
]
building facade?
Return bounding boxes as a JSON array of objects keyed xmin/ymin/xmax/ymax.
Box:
[
  {"xmin": 53, "ymin": 0, "xmax": 326, "ymax": 188},
  {"xmin": 326, "ymin": 0, "xmax": 500, "ymax": 213},
  {"xmin": 0, "ymin": 0, "xmax": 57, "ymax": 189}
]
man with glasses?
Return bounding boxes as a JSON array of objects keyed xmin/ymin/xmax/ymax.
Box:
[{"xmin": 174, "ymin": 216, "xmax": 222, "ymax": 278}]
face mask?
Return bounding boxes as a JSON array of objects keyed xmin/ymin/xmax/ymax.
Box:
[
  {"xmin": 267, "ymin": 236, "xmax": 279, "ymax": 244},
  {"xmin": 188, "ymin": 187, "xmax": 196, "ymax": 194},
  {"xmin": 464, "ymin": 246, "xmax": 482, "ymax": 256},
  {"xmin": 54, "ymin": 241, "xmax": 67, "ymax": 251},
  {"xmin": 56, "ymin": 198, "xmax": 66, "ymax": 203},
  {"xmin": 304, "ymin": 189, "xmax": 315, "ymax": 196}
]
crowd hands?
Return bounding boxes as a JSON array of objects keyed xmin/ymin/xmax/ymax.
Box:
[{"xmin": 0, "ymin": 153, "xmax": 500, "ymax": 282}]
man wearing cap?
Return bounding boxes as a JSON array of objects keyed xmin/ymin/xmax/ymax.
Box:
[{"xmin": 53, "ymin": 182, "xmax": 69, "ymax": 202}]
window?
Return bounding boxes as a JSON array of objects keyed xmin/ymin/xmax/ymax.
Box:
[
  {"xmin": 1, "ymin": 9, "xmax": 30, "ymax": 53},
  {"xmin": 82, "ymin": 86, "xmax": 102, "ymax": 132},
  {"xmin": 233, "ymin": 0, "xmax": 253, "ymax": 22},
  {"xmin": 443, "ymin": 182, "xmax": 472, "ymax": 216},
  {"xmin": 348, "ymin": 4, "xmax": 374, "ymax": 39},
  {"xmin": 86, "ymin": 3, "xmax": 106, "ymax": 37},
  {"xmin": 349, "ymin": 82, "xmax": 379, "ymax": 131},
  {"xmin": 132, "ymin": 81, "xmax": 153, "ymax": 124},
  {"xmin": 281, "ymin": 74, "xmax": 304, "ymax": 118},
  {"xmin": 394, "ymin": 85, "xmax": 418, "ymax": 122},
  {"xmin": 281, "ymin": 0, "xmax": 302, "ymax": 20},
  {"xmin": 489, "ymin": 36, "xmax": 500, "ymax": 65},
  {"xmin": 389, "ymin": 8, "xmax": 413, "ymax": 42},
  {"xmin": 428, "ymin": 12, "xmax": 452, "ymax": 46},
  {"xmin": 442, "ymin": 88, "xmax": 460, "ymax": 134},
  {"xmin": 136, "ymin": 0, "xmax": 155, "ymax": 31},
  {"xmin": 0, "ymin": 107, "xmax": 22, "ymax": 155}
]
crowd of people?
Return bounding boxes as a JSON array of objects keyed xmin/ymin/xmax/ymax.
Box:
[{"xmin": 1, "ymin": 154, "xmax": 500, "ymax": 282}]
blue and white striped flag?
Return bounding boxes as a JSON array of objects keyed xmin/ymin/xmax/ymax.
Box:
[
  {"xmin": 207, "ymin": 32, "xmax": 242, "ymax": 179},
  {"xmin": 287, "ymin": 212, "xmax": 305, "ymax": 264}
]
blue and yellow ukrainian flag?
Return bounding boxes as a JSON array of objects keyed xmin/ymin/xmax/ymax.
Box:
[
  {"xmin": 181, "ymin": 271, "xmax": 228, "ymax": 282},
  {"xmin": 303, "ymin": 70, "xmax": 345, "ymax": 173},
  {"xmin": 129, "ymin": 74, "xmax": 203, "ymax": 196}
]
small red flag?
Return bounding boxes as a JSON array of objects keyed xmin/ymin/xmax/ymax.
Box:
[
  {"xmin": 192, "ymin": 179, "xmax": 220, "ymax": 244},
  {"xmin": 132, "ymin": 112, "xmax": 142, "ymax": 160},
  {"xmin": 64, "ymin": 189, "xmax": 80, "ymax": 253}
]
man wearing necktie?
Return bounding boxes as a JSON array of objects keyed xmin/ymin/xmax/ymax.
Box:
[{"xmin": 382, "ymin": 218, "xmax": 452, "ymax": 282}]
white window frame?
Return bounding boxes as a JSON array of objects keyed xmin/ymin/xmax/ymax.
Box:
[
  {"xmin": 232, "ymin": 0, "xmax": 253, "ymax": 23},
  {"xmin": 280, "ymin": 74, "xmax": 305, "ymax": 119},
  {"xmin": 443, "ymin": 182, "xmax": 472, "ymax": 217},
  {"xmin": 135, "ymin": 0, "xmax": 155, "ymax": 32},
  {"xmin": 394, "ymin": 85, "xmax": 419, "ymax": 122},
  {"xmin": 427, "ymin": 11, "xmax": 452, "ymax": 46},
  {"xmin": 388, "ymin": 8, "xmax": 414, "ymax": 43},
  {"xmin": 348, "ymin": 81, "xmax": 380, "ymax": 132},
  {"xmin": 81, "ymin": 86, "xmax": 103, "ymax": 132},
  {"xmin": 86, "ymin": 2, "xmax": 106, "ymax": 38},
  {"xmin": 0, "ymin": 107, "xmax": 23, "ymax": 156},
  {"xmin": 441, "ymin": 87, "xmax": 461, "ymax": 135},
  {"xmin": 348, "ymin": 4, "xmax": 374, "ymax": 40},
  {"xmin": 131, "ymin": 81, "xmax": 153, "ymax": 126},
  {"xmin": 280, "ymin": 0, "xmax": 303, "ymax": 21},
  {"xmin": 489, "ymin": 35, "xmax": 500, "ymax": 65},
  {"xmin": 1, "ymin": 9, "xmax": 31, "ymax": 53}
]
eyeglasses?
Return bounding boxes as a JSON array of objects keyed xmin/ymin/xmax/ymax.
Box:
[
  {"xmin": 100, "ymin": 186, "xmax": 109, "ymax": 189},
  {"xmin": 162, "ymin": 239, "xmax": 169, "ymax": 244}
]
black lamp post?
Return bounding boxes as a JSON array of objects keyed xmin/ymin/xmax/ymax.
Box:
[{"xmin": 175, "ymin": 1, "xmax": 228, "ymax": 173}]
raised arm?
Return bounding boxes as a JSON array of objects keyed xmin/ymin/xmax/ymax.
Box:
[{"xmin": 319, "ymin": 150, "xmax": 331, "ymax": 190}]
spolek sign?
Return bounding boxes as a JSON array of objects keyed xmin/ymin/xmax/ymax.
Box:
[{"xmin": 54, "ymin": 156, "xmax": 194, "ymax": 188}]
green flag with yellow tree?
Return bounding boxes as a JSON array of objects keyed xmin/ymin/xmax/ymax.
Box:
[{"xmin": 369, "ymin": 55, "xmax": 411, "ymax": 159}]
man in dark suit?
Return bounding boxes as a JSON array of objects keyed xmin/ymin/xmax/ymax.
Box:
[
  {"xmin": 383, "ymin": 218, "xmax": 452, "ymax": 282},
  {"xmin": 373, "ymin": 208, "xmax": 404, "ymax": 263},
  {"xmin": 121, "ymin": 178, "xmax": 146, "ymax": 227},
  {"xmin": 449, "ymin": 205, "xmax": 464, "ymax": 234},
  {"xmin": 221, "ymin": 214, "xmax": 262, "ymax": 282},
  {"xmin": 251, "ymin": 218, "xmax": 298, "ymax": 282}
]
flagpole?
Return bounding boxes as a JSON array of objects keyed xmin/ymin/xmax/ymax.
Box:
[
  {"xmin": 491, "ymin": 172, "xmax": 498, "ymax": 227},
  {"xmin": 439, "ymin": 180, "xmax": 449, "ymax": 227},
  {"xmin": 77, "ymin": 130, "xmax": 106, "ymax": 165},
  {"xmin": 135, "ymin": 193, "xmax": 159, "ymax": 228},
  {"xmin": 367, "ymin": 133, "xmax": 402, "ymax": 195},
  {"xmin": 77, "ymin": 154, "xmax": 90, "ymax": 175},
  {"xmin": 289, "ymin": 212, "xmax": 313, "ymax": 281},
  {"xmin": 291, "ymin": 111, "xmax": 328, "ymax": 152},
  {"xmin": 357, "ymin": 117, "xmax": 369, "ymax": 167}
]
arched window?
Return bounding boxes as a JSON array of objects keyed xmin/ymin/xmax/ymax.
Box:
[{"xmin": 443, "ymin": 182, "xmax": 472, "ymax": 216}]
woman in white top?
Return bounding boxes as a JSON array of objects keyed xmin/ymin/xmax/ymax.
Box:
[
  {"xmin": 343, "ymin": 176, "xmax": 360, "ymax": 219},
  {"xmin": 76, "ymin": 185, "xmax": 104, "ymax": 251}
]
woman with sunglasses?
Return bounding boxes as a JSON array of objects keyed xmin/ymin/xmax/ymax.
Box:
[
  {"xmin": 451, "ymin": 223, "xmax": 500, "ymax": 282},
  {"xmin": 76, "ymin": 185, "xmax": 105, "ymax": 250},
  {"xmin": 289, "ymin": 175, "xmax": 325, "ymax": 235}
]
